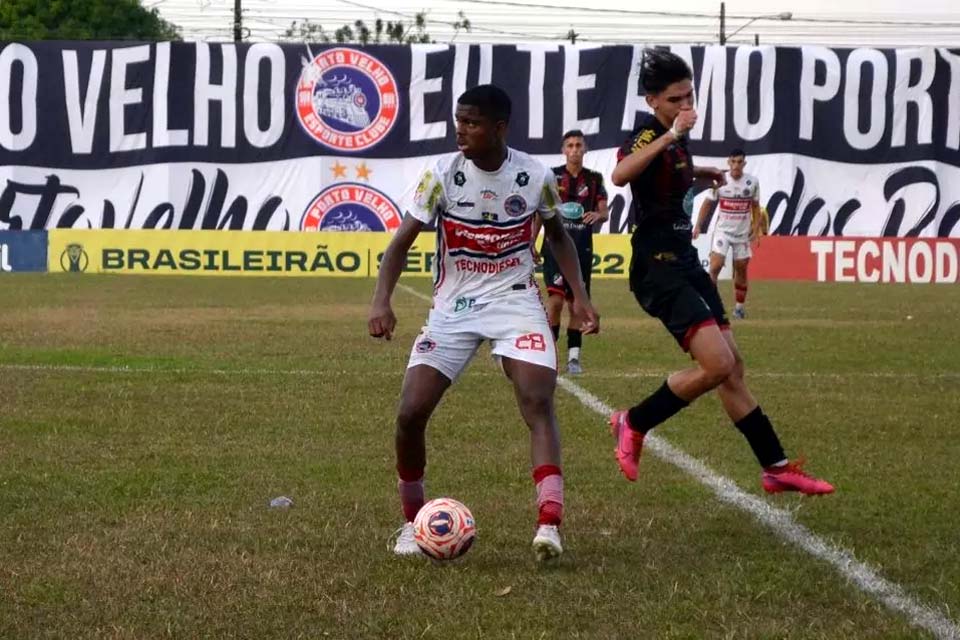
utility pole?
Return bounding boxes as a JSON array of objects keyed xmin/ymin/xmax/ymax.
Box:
[
  {"xmin": 233, "ymin": 0, "xmax": 242, "ymax": 42},
  {"xmin": 719, "ymin": 1, "xmax": 726, "ymax": 45}
]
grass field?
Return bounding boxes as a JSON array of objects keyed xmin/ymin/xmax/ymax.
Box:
[{"xmin": 1, "ymin": 274, "xmax": 959, "ymax": 639}]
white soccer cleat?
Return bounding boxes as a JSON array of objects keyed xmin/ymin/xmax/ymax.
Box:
[
  {"xmin": 393, "ymin": 522, "xmax": 422, "ymax": 556},
  {"xmin": 532, "ymin": 524, "xmax": 563, "ymax": 561}
]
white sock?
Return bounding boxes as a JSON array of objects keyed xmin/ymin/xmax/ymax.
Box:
[{"xmin": 568, "ymin": 347, "xmax": 581, "ymax": 362}]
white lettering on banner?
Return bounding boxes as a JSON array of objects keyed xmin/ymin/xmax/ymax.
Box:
[
  {"xmin": 109, "ymin": 45, "xmax": 150, "ymax": 152},
  {"xmin": 194, "ymin": 43, "xmax": 237, "ymax": 148},
  {"xmin": 844, "ymin": 49, "xmax": 888, "ymax": 150},
  {"xmin": 936, "ymin": 242, "xmax": 960, "ymax": 282},
  {"xmin": 620, "ymin": 46, "xmax": 651, "ymax": 131},
  {"xmin": 937, "ymin": 48, "xmax": 960, "ymax": 151},
  {"xmin": 562, "ymin": 44, "xmax": 601, "ymax": 135},
  {"xmin": 857, "ymin": 240, "xmax": 881, "ymax": 283},
  {"xmin": 0, "ymin": 244, "xmax": 10, "ymax": 272},
  {"xmin": 517, "ymin": 44, "xmax": 558, "ymax": 139},
  {"xmin": 451, "ymin": 44, "xmax": 493, "ymax": 125},
  {"xmin": 243, "ymin": 43, "xmax": 285, "ymax": 148},
  {"xmin": 884, "ymin": 242, "xmax": 907, "ymax": 283},
  {"xmin": 892, "ymin": 49, "xmax": 935, "ymax": 148},
  {"xmin": 409, "ymin": 44, "xmax": 447, "ymax": 142},
  {"xmin": 684, "ymin": 45, "xmax": 726, "ymax": 142},
  {"xmin": 153, "ymin": 43, "xmax": 189, "ymax": 148},
  {"xmin": 733, "ymin": 47, "xmax": 775, "ymax": 141},
  {"xmin": 0, "ymin": 44, "xmax": 38, "ymax": 151},
  {"xmin": 63, "ymin": 49, "xmax": 107, "ymax": 154},
  {"xmin": 799, "ymin": 46, "xmax": 841, "ymax": 141},
  {"xmin": 812, "ymin": 240, "xmax": 959, "ymax": 283}
]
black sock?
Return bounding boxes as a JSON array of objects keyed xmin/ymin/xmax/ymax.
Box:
[
  {"xmin": 567, "ymin": 328, "xmax": 582, "ymax": 350},
  {"xmin": 628, "ymin": 381, "xmax": 689, "ymax": 433},
  {"xmin": 550, "ymin": 324, "xmax": 560, "ymax": 341},
  {"xmin": 734, "ymin": 406, "xmax": 786, "ymax": 468}
]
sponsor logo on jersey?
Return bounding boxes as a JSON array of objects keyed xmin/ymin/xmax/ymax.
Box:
[
  {"xmin": 453, "ymin": 171, "xmax": 467, "ymax": 186},
  {"xmin": 454, "ymin": 256, "xmax": 522, "ymax": 274},
  {"xmin": 481, "ymin": 189, "xmax": 497, "ymax": 200},
  {"xmin": 444, "ymin": 219, "xmax": 531, "ymax": 255},
  {"xmin": 481, "ymin": 211, "xmax": 499, "ymax": 222},
  {"xmin": 295, "ymin": 47, "xmax": 399, "ymax": 152},
  {"xmin": 515, "ymin": 171, "xmax": 529, "ymax": 187}
]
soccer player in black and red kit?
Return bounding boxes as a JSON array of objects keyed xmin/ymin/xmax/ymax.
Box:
[
  {"xmin": 537, "ymin": 130, "xmax": 608, "ymax": 374},
  {"xmin": 609, "ymin": 49, "xmax": 833, "ymax": 496}
]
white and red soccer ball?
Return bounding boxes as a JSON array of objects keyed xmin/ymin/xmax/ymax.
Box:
[{"xmin": 413, "ymin": 498, "xmax": 476, "ymax": 560}]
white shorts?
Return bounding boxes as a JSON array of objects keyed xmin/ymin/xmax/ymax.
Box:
[
  {"xmin": 711, "ymin": 233, "xmax": 752, "ymax": 261},
  {"xmin": 407, "ymin": 289, "xmax": 557, "ymax": 382}
]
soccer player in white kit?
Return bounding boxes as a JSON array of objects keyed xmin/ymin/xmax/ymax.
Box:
[
  {"xmin": 368, "ymin": 85, "xmax": 599, "ymax": 562},
  {"xmin": 693, "ymin": 149, "xmax": 760, "ymax": 319}
]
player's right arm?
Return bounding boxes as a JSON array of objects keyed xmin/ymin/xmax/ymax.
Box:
[
  {"xmin": 693, "ymin": 188, "xmax": 716, "ymax": 239},
  {"xmin": 369, "ymin": 164, "xmax": 445, "ymax": 340},
  {"xmin": 612, "ymin": 110, "xmax": 697, "ymax": 187},
  {"xmin": 369, "ymin": 214, "xmax": 425, "ymax": 340}
]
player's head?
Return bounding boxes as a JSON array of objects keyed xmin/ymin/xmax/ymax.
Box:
[
  {"xmin": 640, "ymin": 48, "xmax": 694, "ymax": 124},
  {"xmin": 455, "ymin": 85, "xmax": 511, "ymax": 160},
  {"xmin": 727, "ymin": 148, "xmax": 746, "ymax": 178},
  {"xmin": 561, "ymin": 129, "xmax": 586, "ymax": 165}
]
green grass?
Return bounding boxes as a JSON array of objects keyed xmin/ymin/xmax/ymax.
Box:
[{"xmin": 1, "ymin": 274, "xmax": 958, "ymax": 639}]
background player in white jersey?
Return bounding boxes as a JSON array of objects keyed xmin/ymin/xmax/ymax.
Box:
[
  {"xmin": 368, "ymin": 85, "xmax": 599, "ymax": 562},
  {"xmin": 693, "ymin": 149, "xmax": 760, "ymax": 319}
]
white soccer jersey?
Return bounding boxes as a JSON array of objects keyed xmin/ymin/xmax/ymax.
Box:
[
  {"xmin": 408, "ymin": 148, "xmax": 560, "ymax": 312},
  {"xmin": 706, "ymin": 173, "xmax": 760, "ymax": 240}
]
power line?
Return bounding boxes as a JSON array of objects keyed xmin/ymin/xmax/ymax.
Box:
[{"xmin": 451, "ymin": 0, "xmax": 960, "ymax": 28}]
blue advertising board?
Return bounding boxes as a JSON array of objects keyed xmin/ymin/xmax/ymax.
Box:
[{"xmin": 0, "ymin": 231, "xmax": 48, "ymax": 272}]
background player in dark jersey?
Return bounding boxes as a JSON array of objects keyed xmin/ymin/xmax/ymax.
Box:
[
  {"xmin": 608, "ymin": 49, "xmax": 833, "ymax": 496},
  {"xmin": 534, "ymin": 129, "xmax": 608, "ymax": 375}
]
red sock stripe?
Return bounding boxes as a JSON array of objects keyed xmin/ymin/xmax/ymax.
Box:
[
  {"xmin": 538, "ymin": 500, "xmax": 563, "ymax": 526},
  {"xmin": 532, "ymin": 464, "xmax": 562, "ymax": 483}
]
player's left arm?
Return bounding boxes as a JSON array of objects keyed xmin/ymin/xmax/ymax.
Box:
[
  {"xmin": 749, "ymin": 183, "xmax": 764, "ymax": 243},
  {"xmin": 694, "ymin": 166, "xmax": 726, "ymax": 185},
  {"xmin": 530, "ymin": 213, "xmax": 544, "ymax": 263},
  {"xmin": 542, "ymin": 215, "xmax": 599, "ymax": 334}
]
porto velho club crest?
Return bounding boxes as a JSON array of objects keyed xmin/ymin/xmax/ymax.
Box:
[
  {"xmin": 300, "ymin": 183, "xmax": 402, "ymax": 232},
  {"xmin": 295, "ymin": 47, "xmax": 400, "ymax": 152}
]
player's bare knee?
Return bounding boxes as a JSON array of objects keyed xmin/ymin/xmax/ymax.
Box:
[
  {"xmin": 396, "ymin": 401, "xmax": 432, "ymax": 432},
  {"xmin": 701, "ymin": 351, "xmax": 736, "ymax": 388},
  {"xmin": 516, "ymin": 389, "xmax": 553, "ymax": 423}
]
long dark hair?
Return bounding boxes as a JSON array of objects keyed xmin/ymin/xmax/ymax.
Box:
[{"xmin": 639, "ymin": 48, "xmax": 693, "ymax": 95}]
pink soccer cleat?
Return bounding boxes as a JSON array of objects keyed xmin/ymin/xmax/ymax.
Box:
[
  {"xmin": 610, "ymin": 410, "xmax": 645, "ymax": 482},
  {"xmin": 762, "ymin": 459, "xmax": 835, "ymax": 496}
]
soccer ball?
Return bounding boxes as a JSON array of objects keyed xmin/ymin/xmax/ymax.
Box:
[{"xmin": 413, "ymin": 497, "xmax": 476, "ymax": 560}]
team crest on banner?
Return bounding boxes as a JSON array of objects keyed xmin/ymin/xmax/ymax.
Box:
[
  {"xmin": 300, "ymin": 183, "xmax": 402, "ymax": 231},
  {"xmin": 295, "ymin": 47, "xmax": 400, "ymax": 152}
]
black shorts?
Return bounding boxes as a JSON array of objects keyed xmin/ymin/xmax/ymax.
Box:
[
  {"xmin": 629, "ymin": 249, "xmax": 729, "ymax": 351},
  {"xmin": 542, "ymin": 251, "xmax": 592, "ymax": 300}
]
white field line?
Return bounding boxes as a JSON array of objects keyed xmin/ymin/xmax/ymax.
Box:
[
  {"xmin": 399, "ymin": 282, "xmax": 960, "ymax": 640},
  {"xmin": 4, "ymin": 362, "xmax": 959, "ymax": 382}
]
